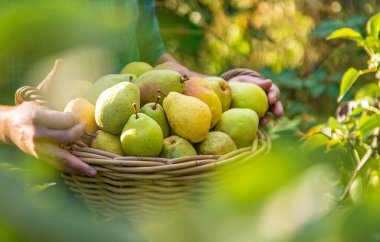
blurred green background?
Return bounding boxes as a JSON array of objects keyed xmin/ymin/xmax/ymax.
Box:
[{"xmin": 1, "ymin": 0, "xmax": 380, "ymax": 241}]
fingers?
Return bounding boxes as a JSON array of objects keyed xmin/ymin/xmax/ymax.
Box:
[
  {"xmin": 36, "ymin": 121, "xmax": 86, "ymax": 144},
  {"xmin": 36, "ymin": 142, "xmax": 97, "ymax": 176},
  {"xmin": 229, "ymin": 75, "xmax": 273, "ymax": 91},
  {"xmin": 272, "ymin": 101, "xmax": 284, "ymax": 117},
  {"xmin": 267, "ymin": 84, "xmax": 280, "ymax": 105},
  {"xmin": 35, "ymin": 109, "xmax": 79, "ymax": 129},
  {"xmin": 260, "ymin": 115, "xmax": 271, "ymax": 125}
]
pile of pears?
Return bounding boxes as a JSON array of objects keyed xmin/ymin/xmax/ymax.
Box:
[{"xmin": 63, "ymin": 61, "xmax": 269, "ymax": 158}]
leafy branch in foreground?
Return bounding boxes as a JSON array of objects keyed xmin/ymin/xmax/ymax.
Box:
[{"xmin": 307, "ymin": 12, "xmax": 380, "ymax": 205}]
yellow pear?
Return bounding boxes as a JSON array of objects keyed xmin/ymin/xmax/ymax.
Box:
[
  {"xmin": 163, "ymin": 92, "xmax": 211, "ymax": 143},
  {"xmin": 64, "ymin": 98, "xmax": 97, "ymax": 134},
  {"xmin": 204, "ymin": 76, "xmax": 232, "ymax": 112},
  {"xmin": 184, "ymin": 77, "xmax": 222, "ymax": 128}
]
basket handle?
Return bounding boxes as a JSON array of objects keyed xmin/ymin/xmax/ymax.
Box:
[{"xmin": 220, "ymin": 68, "xmax": 265, "ymax": 81}]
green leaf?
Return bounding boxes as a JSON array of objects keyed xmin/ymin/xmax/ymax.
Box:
[
  {"xmin": 366, "ymin": 12, "xmax": 380, "ymax": 39},
  {"xmin": 338, "ymin": 68, "xmax": 360, "ymax": 102},
  {"xmin": 354, "ymin": 83, "xmax": 379, "ymax": 100},
  {"xmin": 328, "ymin": 116, "xmax": 339, "ymax": 130},
  {"xmin": 358, "ymin": 114, "xmax": 380, "ymax": 140},
  {"xmin": 326, "ymin": 27, "xmax": 363, "ymax": 42}
]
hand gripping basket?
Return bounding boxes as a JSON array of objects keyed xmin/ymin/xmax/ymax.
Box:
[{"xmin": 15, "ymin": 68, "xmax": 271, "ymax": 220}]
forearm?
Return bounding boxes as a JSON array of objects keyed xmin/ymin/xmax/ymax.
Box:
[
  {"xmin": 155, "ymin": 53, "xmax": 207, "ymax": 77},
  {"xmin": 0, "ymin": 106, "xmax": 13, "ymax": 144}
]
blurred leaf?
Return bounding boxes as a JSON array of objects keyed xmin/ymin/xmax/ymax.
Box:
[
  {"xmin": 312, "ymin": 20, "xmax": 345, "ymax": 38},
  {"xmin": 358, "ymin": 114, "xmax": 380, "ymax": 139},
  {"xmin": 327, "ymin": 28, "xmax": 363, "ymax": 42},
  {"xmin": 279, "ymin": 78, "xmax": 303, "ymax": 89},
  {"xmin": 287, "ymin": 102, "xmax": 310, "ymax": 115},
  {"xmin": 310, "ymin": 68, "xmax": 327, "ymax": 81},
  {"xmin": 327, "ymin": 85, "xmax": 341, "ymax": 99},
  {"xmin": 304, "ymin": 124, "xmax": 323, "ymax": 137},
  {"xmin": 354, "ymin": 83, "xmax": 379, "ymax": 100},
  {"xmin": 310, "ymin": 85, "xmax": 326, "ymax": 97},
  {"xmin": 0, "ymin": 162, "xmax": 23, "ymax": 172},
  {"xmin": 30, "ymin": 182, "xmax": 56, "ymax": 193},
  {"xmin": 347, "ymin": 16, "xmax": 367, "ymax": 28},
  {"xmin": 267, "ymin": 116, "xmax": 301, "ymax": 138},
  {"xmin": 338, "ymin": 67, "xmax": 360, "ymax": 102},
  {"xmin": 366, "ymin": 12, "xmax": 380, "ymax": 39}
]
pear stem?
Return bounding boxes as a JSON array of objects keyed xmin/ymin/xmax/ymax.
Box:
[
  {"xmin": 157, "ymin": 89, "xmax": 168, "ymax": 97},
  {"xmin": 181, "ymin": 75, "xmax": 189, "ymax": 83},
  {"xmin": 153, "ymin": 96, "xmax": 161, "ymax": 110},
  {"xmin": 132, "ymin": 103, "xmax": 139, "ymax": 119}
]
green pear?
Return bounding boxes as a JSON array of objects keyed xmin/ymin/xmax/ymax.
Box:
[
  {"xmin": 229, "ymin": 82, "xmax": 268, "ymax": 118},
  {"xmin": 85, "ymin": 74, "xmax": 136, "ymax": 104},
  {"xmin": 120, "ymin": 61, "xmax": 153, "ymax": 77},
  {"xmin": 120, "ymin": 111, "xmax": 163, "ymax": 157},
  {"xmin": 204, "ymin": 76, "xmax": 232, "ymax": 112},
  {"xmin": 132, "ymin": 69, "xmax": 185, "ymax": 105},
  {"xmin": 141, "ymin": 97, "xmax": 170, "ymax": 137},
  {"xmin": 197, "ymin": 131, "xmax": 237, "ymax": 155},
  {"xmin": 160, "ymin": 135, "xmax": 197, "ymax": 158},
  {"xmin": 95, "ymin": 82, "xmax": 140, "ymax": 135},
  {"xmin": 91, "ymin": 130, "xmax": 124, "ymax": 155},
  {"xmin": 163, "ymin": 92, "xmax": 211, "ymax": 143},
  {"xmin": 215, "ymin": 108, "xmax": 259, "ymax": 148}
]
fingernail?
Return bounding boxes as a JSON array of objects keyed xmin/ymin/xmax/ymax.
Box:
[{"xmin": 86, "ymin": 167, "xmax": 97, "ymax": 176}]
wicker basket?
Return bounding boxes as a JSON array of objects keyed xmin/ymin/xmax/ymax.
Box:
[{"xmin": 15, "ymin": 68, "xmax": 271, "ymax": 220}]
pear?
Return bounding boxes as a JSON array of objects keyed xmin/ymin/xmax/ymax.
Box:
[
  {"xmin": 85, "ymin": 74, "xmax": 136, "ymax": 104},
  {"xmin": 141, "ymin": 96, "xmax": 170, "ymax": 137},
  {"xmin": 120, "ymin": 61, "xmax": 153, "ymax": 77},
  {"xmin": 215, "ymin": 108, "xmax": 259, "ymax": 148},
  {"xmin": 160, "ymin": 135, "xmax": 197, "ymax": 158},
  {"xmin": 132, "ymin": 69, "xmax": 185, "ymax": 105},
  {"xmin": 184, "ymin": 77, "xmax": 222, "ymax": 128},
  {"xmin": 95, "ymin": 82, "xmax": 140, "ymax": 135},
  {"xmin": 197, "ymin": 131, "xmax": 237, "ymax": 155},
  {"xmin": 229, "ymin": 82, "xmax": 268, "ymax": 118},
  {"xmin": 204, "ymin": 76, "xmax": 232, "ymax": 112},
  {"xmin": 120, "ymin": 106, "xmax": 163, "ymax": 157},
  {"xmin": 163, "ymin": 92, "xmax": 211, "ymax": 143},
  {"xmin": 64, "ymin": 98, "xmax": 97, "ymax": 135},
  {"xmin": 91, "ymin": 130, "xmax": 124, "ymax": 155}
]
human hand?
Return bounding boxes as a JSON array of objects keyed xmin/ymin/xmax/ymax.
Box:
[
  {"xmin": 228, "ymin": 75, "xmax": 284, "ymax": 125},
  {"xmin": 5, "ymin": 101, "xmax": 97, "ymax": 176}
]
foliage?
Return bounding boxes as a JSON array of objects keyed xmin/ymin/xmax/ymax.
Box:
[
  {"xmin": 156, "ymin": 0, "xmax": 380, "ymax": 123},
  {"xmin": 307, "ymin": 12, "xmax": 380, "ymax": 206}
]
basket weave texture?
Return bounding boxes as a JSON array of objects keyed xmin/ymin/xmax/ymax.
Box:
[{"xmin": 15, "ymin": 68, "xmax": 271, "ymax": 219}]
